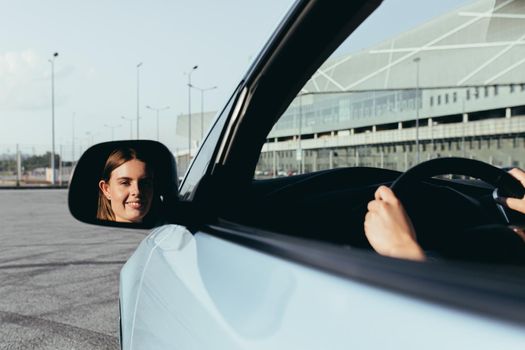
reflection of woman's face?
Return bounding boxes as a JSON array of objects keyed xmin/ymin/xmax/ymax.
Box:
[{"xmin": 99, "ymin": 159, "xmax": 153, "ymax": 223}]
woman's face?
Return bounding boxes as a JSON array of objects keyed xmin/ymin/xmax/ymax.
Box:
[{"xmin": 99, "ymin": 159, "xmax": 153, "ymax": 223}]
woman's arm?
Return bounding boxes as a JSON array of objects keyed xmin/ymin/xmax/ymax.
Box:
[{"xmin": 365, "ymin": 168, "xmax": 525, "ymax": 261}]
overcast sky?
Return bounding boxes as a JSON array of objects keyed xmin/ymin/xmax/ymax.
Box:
[{"xmin": 0, "ymin": 0, "xmax": 468, "ymax": 158}]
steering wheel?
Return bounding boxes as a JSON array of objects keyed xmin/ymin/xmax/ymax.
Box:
[
  {"xmin": 389, "ymin": 157, "xmax": 525, "ymax": 263},
  {"xmin": 390, "ymin": 157, "xmax": 525, "ymax": 224}
]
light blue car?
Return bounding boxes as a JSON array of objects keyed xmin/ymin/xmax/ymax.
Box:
[{"xmin": 69, "ymin": 0, "xmax": 525, "ymax": 348}]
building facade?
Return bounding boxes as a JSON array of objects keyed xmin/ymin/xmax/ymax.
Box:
[{"xmin": 256, "ymin": 0, "xmax": 525, "ymax": 176}]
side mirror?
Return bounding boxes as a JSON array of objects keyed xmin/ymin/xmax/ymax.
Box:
[{"xmin": 68, "ymin": 140, "xmax": 179, "ymax": 229}]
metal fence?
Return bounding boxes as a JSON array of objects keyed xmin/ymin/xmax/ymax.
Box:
[{"xmin": 0, "ymin": 144, "xmax": 81, "ymax": 187}]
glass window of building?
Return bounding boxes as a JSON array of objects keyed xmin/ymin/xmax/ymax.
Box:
[{"xmin": 254, "ymin": 0, "xmax": 525, "ymax": 178}]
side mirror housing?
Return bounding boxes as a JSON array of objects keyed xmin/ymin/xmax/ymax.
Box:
[{"xmin": 68, "ymin": 140, "xmax": 179, "ymax": 229}]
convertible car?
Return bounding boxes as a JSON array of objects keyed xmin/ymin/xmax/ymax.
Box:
[{"xmin": 69, "ymin": 0, "xmax": 525, "ymax": 348}]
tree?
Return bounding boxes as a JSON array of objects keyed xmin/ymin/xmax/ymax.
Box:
[{"xmin": 22, "ymin": 152, "xmax": 61, "ymax": 171}]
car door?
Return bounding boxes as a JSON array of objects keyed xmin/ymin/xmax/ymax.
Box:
[{"xmin": 122, "ymin": 224, "xmax": 525, "ymax": 349}]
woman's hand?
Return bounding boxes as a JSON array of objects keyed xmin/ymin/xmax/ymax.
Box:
[
  {"xmin": 498, "ymin": 168, "xmax": 525, "ymax": 215},
  {"xmin": 364, "ymin": 185, "xmax": 426, "ymax": 261}
]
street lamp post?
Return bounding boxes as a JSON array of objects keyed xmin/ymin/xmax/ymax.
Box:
[
  {"xmin": 299, "ymin": 93, "xmax": 304, "ymax": 174},
  {"xmin": 85, "ymin": 131, "xmax": 95, "ymax": 147},
  {"xmin": 48, "ymin": 52, "xmax": 58, "ymax": 185},
  {"xmin": 136, "ymin": 62, "xmax": 143, "ymax": 139},
  {"xmin": 146, "ymin": 105, "xmax": 170, "ymax": 141},
  {"xmin": 430, "ymin": 120, "xmax": 437, "ymax": 159},
  {"xmin": 121, "ymin": 116, "xmax": 134, "ymax": 139},
  {"xmin": 72, "ymin": 112, "xmax": 75, "ymax": 165},
  {"xmin": 413, "ymin": 57, "xmax": 421, "ymax": 164},
  {"xmin": 192, "ymin": 85, "xmax": 217, "ymax": 141},
  {"xmin": 186, "ymin": 65, "xmax": 198, "ymax": 162},
  {"xmin": 462, "ymin": 95, "xmax": 467, "ymax": 158},
  {"xmin": 104, "ymin": 124, "xmax": 122, "ymax": 141}
]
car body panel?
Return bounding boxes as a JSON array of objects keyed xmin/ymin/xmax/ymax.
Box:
[{"xmin": 121, "ymin": 224, "xmax": 525, "ymax": 349}]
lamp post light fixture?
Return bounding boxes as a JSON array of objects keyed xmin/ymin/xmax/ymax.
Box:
[
  {"xmin": 104, "ymin": 124, "xmax": 122, "ymax": 141},
  {"xmin": 413, "ymin": 57, "xmax": 421, "ymax": 164},
  {"xmin": 146, "ymin": 105, "xmax": 170, "ymax": 141},
  {"xmin": 186, "ymin": 65, "xmax": 198, "ymax": 162},
  {"xmin": 121, "ymin": 116, "xmax": 134, "ymax": 139},
  {"xmin": 192, "ymin": 85, "xmax": 217, "ymax": 142},
  {"xmin": 136, "ymin": 62, "xmax": 143, "ymax": 140},
  {"xmin": 48, "ymin": 52, "xmax": 59, "ymax": 185}
]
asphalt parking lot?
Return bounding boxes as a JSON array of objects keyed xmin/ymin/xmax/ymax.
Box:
[{"xmin": 0, "ymin": 189, "xmax": 147, "ymax": 349}]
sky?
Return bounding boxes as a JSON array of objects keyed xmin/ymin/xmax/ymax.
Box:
[{"xmin": 0, "ymin": 0, "xmax": 469, "ymax": 159}]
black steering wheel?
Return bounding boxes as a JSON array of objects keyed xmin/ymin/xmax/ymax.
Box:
[
  {"xmin": 390, "ymin": 157, "xmax": 525, "ymax": 224},
  {"xmin": 389, "ymin": 157, "xmax": 525, "ymax": 264}
]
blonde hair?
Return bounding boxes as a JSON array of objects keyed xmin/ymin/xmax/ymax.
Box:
[{"xmin": 97, "ymin": 147, "xmax": 144, "ymax": 221}]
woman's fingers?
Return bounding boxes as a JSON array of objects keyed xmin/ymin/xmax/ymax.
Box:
[
  {"xmin": 367, "ymin": 200, "xmax": 375, "ymax": 212},
  {"xmin": 375, "ymin": 185, "xmax": 397, "ymax": 203},
  {"xmin": 499, "ymin": 196, "xmax": 525, "ymax": 214},
  {"xmin": 508, "ymin": 168, "xmax": 525, "ymax": 188},
  {"xmin": 496, "ymin": 169, "xmax": 525, "ymax": 215}
]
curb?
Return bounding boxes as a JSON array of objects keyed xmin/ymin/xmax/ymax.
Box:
[{"xmin": 0, "ymin": 186, "xmax": 68, "ymax": 190}]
